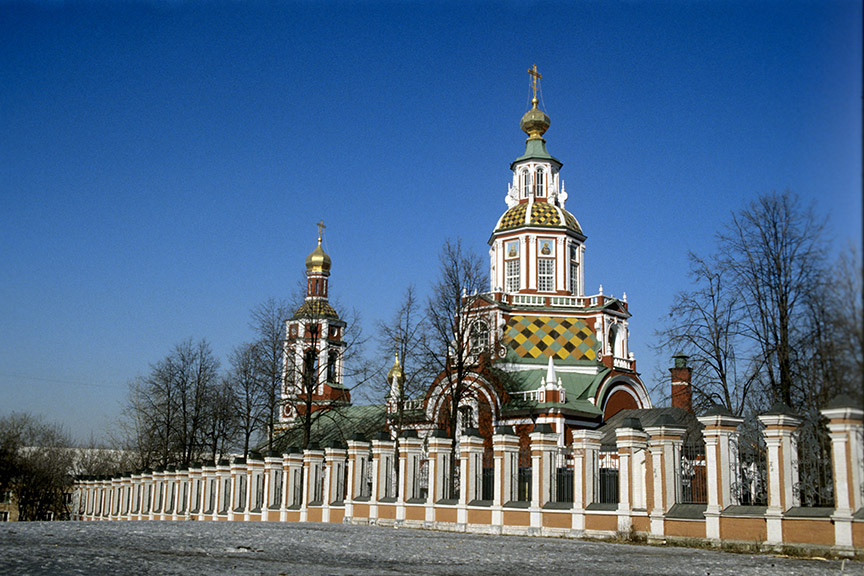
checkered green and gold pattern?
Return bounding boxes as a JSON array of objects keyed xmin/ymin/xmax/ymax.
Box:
[
  {"xmin": 497, "ymin": 203, "xmax": 528, "ymax": 230},
  {"xmin": 529, "ymin": 202, "xmax": 560, "ymax": 226},
  {"xmin": 495, "ymin": 202, "xmax": 582, "ymax": 234},
  {"xmin": 562, "ymin": 210, "xmax": 582, "ymax": 234},
  {"xmin": 504, "ymin": 316, "xmax": 597, "ymax": 361},
  {"xmin": 292, "ymin": 300, "xmax": 340, "ymax": 320}
]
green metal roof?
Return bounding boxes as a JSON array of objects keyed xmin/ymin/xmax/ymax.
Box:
[
  {"xmin": 511, "ymin": 139, "xmax": 562, "ymax": 168},
  {"xmin": 500, "ymin": 366, "xmax": 607, "ymax": 416},
  {"xmin": 269, "ymin": 404, "xmax": 386, "ymax": 451}
]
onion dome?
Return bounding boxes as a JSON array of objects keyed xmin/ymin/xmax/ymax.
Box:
[
  {"xmin": 387, "ymin": 352, "xmax": 405, "ymax": 384},
  {"xmin": 520, "ymin": 97, "xmax": 551, "ymax": 142},
  {"xmin": 305, "ymin": 238, "xmax": 331, "ymax": 274},
  {"xmin": 495, "ymin": 201, "xmax": 583, "ymax": 235}
]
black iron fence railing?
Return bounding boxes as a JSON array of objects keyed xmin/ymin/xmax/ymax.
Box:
[
  {"xmin": 679, "ymin": 444, "xmax": 707, "ymax": 505},
  {"xmin": 596, "ymin": 450, "xmax": 619, "ymax": 504}
]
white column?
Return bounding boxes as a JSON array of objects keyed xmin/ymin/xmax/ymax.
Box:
[
  {"xmin": 644, "ymin": 421, "xmax": 687, "ymax": 541},
  {"xmin": 556, "ymin": 237, "xmax": 565, "ymax": 292},
  {"xmin": 345, "ymin": 438, "xmax": 370, "ymax": 523},
  {"xmin": 529, "ymin": 425, "xmax": 558, "ymax": 532},
  {"xmin": 283, "ymin": 451, "xmax": 304, "ymax": 519},
  {"xmin": 397, "ymin": 433, "xmax": 424, "ymax": 523},
  {"xmin": 822, "ymin": 401, "xmax": 864, "ymax": 556},
  {"xmin": 492, "ymin": 427, "xmax": 519, "ymax": 529},
  {"xmin": 758, "ymin": 405, "xmax": 802, "ymax": 547},
  {"xmin": 458, "ymin": 431, "xmax": 485, "ymax": 526},
  {"xmin": 572, "ymin": 430, "xmax": 603, "ymax": 533},
  {"xmin": 698, "ymin": 408, "xmax": 744, "ymax": 542},
  {"xmin": 616, "ymin": 421, "xmax": 649, "ymax": 533}
]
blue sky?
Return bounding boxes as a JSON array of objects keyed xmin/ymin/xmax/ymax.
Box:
[{"xmin": 1, "ymin": 1, "xmax": 861, "ymax": 442}]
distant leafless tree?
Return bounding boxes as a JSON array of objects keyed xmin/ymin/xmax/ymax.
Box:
[
  {"xmin": 73, "ymin": 435, "xmax": 139, "ymax": 477},
  {"xmin": 377, "ymin": 284, "xmax": 432, "ymax": 437},
  {"xmin": 123, "ymin": 338, "xmax": 220, "ymax": 467},
  {"xmin": 202, "ymin": 378, "xmax": 238, "ymax": 463},
  {"xmin": 226, "ymin": 342, "xmax": 265, "ymax": 457},
  {"xmin": 249, "ymin": 298, "xmax": 292, "ymax": 452},
  {"xmin": 717, "ymin": 191, "xmax": 828, "ymax": 407},
  {"xmin": 0, "ymin": 413, "xmax": 74, "ymax": 521}
]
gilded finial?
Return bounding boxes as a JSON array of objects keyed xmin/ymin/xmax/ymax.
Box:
[
  {"xmin": 528, "ymin": 64, "xmax": 542, "ymax": 108},
  {"xmin": 316, "ymin": 219, "xmax": 326, "ymax": 244},
  {"xmin": 520, "ymin": 64, "xmax": 550, "ymax": 141}
]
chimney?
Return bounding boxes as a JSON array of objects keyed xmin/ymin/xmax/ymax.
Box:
[{"xmin": 670, "ymin": 353, "xmax": 693, "ymax": 413}]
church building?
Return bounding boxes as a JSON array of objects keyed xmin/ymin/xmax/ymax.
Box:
[
  {"xmin": 387, "ymin": 66, "xmax": 652, "ymax": 447},
  {"xmin": 278, "ymin": 67, "xmax": 652, "ymax": 448}
]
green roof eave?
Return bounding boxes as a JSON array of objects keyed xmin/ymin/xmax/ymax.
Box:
[
  {"xmin": 267, "ymin": 404, "xmax": 386, "ymax": 451},
  {"xmin": 502, "ymin": 367, "xmax": 608, "ymax": 404},
  {"xmin": 578, "ymin": 367, "xmax": 611, "ymax": 401},
  {"xmin": 510, "ymin": 139, "xmax": 562, "ymax": 169},
  {"xmin": 502, "ymin": 400, "xmax": 602, "ymax": 419}
]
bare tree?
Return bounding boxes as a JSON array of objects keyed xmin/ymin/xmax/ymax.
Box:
[
  {"xmin": 226, "ymin": 342, "xmax": 265, "ymax": 457},
  {"xmin": 73, "ymin": 434, "xmax": 139, "ymax": 478},
  {"xmin": 122, "ymin": 338, "xmax": 220, "ymax": 467},
  {"xmin": 202, "ymin": 377, "xmax": 238, "ymax": 463},
  {"xmin": 798, "ymin": 245, "xmax": 864, "ymax": 408},
  {"xmin": 377, "ymin": 284, "xmax": 432, "ymax": 437},
  {"xmin": 249, "ymin": 298, "xmax": 292, "ymax": 451},
  {"xmin": 826, "ymin": 246, "xmax": 863, "ymax": 402},
  {"xmin": 173, "ymin": 339, "xmax": 220, "ymax": 466},
  {"xmin": 425, "ymin": 239, "xmax": 489, "ymax": 495},
  {"xmin": 717, "ymin": 190, "xmax": 827, "ymax": 407},
  {"xmin": 656, "ymin": 254, "xmax": 761, "ymax": 415},
  {"xmin": 659, "ymin": 190, "xmax": 862, "ymax": 418},
  {"xmin": 0, "ymin": 413, "xmax": 75, "ymax": 521}
]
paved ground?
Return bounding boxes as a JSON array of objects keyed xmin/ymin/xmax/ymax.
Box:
[{"xmin": 0, "ymin": 521, "xmax": 860, "ymax": 576}]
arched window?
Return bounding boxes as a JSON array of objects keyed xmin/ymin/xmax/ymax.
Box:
[
  {"xmin": 521, "ymin": 169, "xmax": 530, "ymax": 198},
  {"xmin": 535, "ymin": 168, "xmax": 545, "ymax": 197},
  {"xmin": 469, "ymin": 321, "xmax": 489, "ymax": 353},
  {"xmin": 608, "ymin": 325, "xmax": 617, "ymax": 357},
  {"xmin": 569, "ymin": 245, "xmax": 580, "ymax": 295},
  {"xmin": 326, "ymin": 350, "xmax": 338, "ymax": 383},
  {"xmin": 304, "ymin": 348, "xmax": 318, "ymax": 389}
]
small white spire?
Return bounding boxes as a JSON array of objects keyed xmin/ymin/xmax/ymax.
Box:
[
  {"xmin": 623, "ymin": 292, "xmax": 628, "ymax": 303},
  {"xmin": 545, "ymin": 355, "xmax": 556, "ymax": 388},
  {"xmin": 599, "ymin": 284, "xmax": 604, "ymax": 295}
]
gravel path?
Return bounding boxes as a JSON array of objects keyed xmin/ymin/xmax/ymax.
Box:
[{"xmin": 0, "ymin": 521, "xmax": 860, "ymax": 575}]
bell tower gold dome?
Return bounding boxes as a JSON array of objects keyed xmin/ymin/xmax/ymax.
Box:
[
  {"xmin": 305, "ymin": 219, "xmax": 331, "ymax": 274},
  {"xmin": 305, "ymin": 241, "xmax": 331, "ymax": 274}
]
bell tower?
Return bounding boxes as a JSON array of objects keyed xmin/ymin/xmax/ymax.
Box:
[{"xmin": 280, "ymin": 222, "xmax": 350, "ymax": 425}]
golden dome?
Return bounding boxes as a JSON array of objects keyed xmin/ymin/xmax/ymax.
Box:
[
  {"xmin": 305, "ymin": 239, "xmax": 331, "ymax": 273},
  {"xmin": 387, "ymin": 352, "xmax": 405, "ymax": 383},
  {"xmin": 520, "ymin": 97, "xmax": 550, "ymax": 141}
]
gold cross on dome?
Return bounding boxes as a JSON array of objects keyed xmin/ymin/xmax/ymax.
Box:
[
  {"xmin": 528, "ymin": 64, "xmax": 542, "ymax": 101},
  {"xmin": 316, "ymin": 219, "xmax": 326, "ymax": 243}
]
